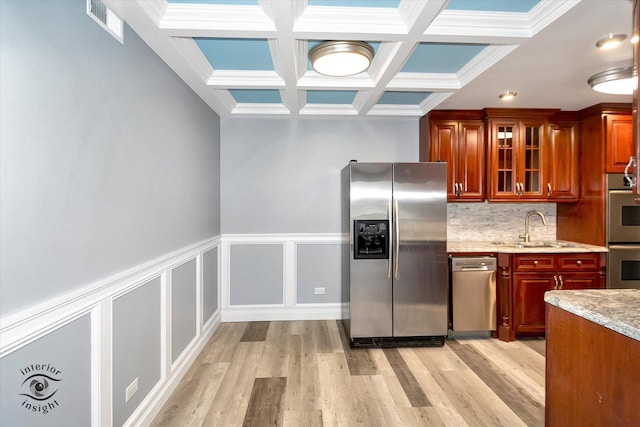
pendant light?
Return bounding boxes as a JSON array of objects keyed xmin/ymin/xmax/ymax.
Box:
[{"xmin": 309, "ymin": 41, "xmax": 374, "ymax": 77}]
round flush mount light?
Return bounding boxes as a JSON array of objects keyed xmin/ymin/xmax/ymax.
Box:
[
  {"xmin": 498, "ymin": 91, "xmax": 517, "ymax": 101},
  {"xmin": 595, "ymin": 33, "xmax": 627, "ymax": 49},
  {"xmin": 309, "ymin": 41, "xmax": 374, "ymax": 77},
  {"xmin": 588, "ymin": 66, "xmax": 634, "ymax": 95}
]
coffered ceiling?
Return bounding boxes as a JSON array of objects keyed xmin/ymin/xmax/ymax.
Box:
[{"xmin": 105, "ymin": 0, "xmax": 634, "ymax": 117}]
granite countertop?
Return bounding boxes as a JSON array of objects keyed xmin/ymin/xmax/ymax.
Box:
[
  {"xmin": 545, "ymin": 289, "xmax": 640, "ymax": 341},
  {"xmin": 447, "ymin": 240, "xmax": 608, "ymax": 254}
]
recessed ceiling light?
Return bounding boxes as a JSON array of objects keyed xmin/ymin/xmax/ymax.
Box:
[
  {"xmin": 499, "ymin": 91, "xmax": 517, "ymax": 101},
  {"xmin": 309, "ymin": 41, "xmax": 374, "ymax": 77},
  {"xmin": 587, "ymin": 67, "xmax": 634, "ymax": 95},
  {"xmin": 595, "ymin": 33, "xmax": 627, "ymax": 49}
]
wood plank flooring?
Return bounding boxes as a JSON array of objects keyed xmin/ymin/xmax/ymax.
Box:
[{"xmin": 151, "ymin": 321, "xmax": 545, "ymax": 427}]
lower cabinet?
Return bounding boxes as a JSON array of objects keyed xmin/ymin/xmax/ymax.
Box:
[
  {"xmin": 497, "ymin": 252, "xmax": 605, "ymax": 341},
  {"xmin": 513, "ymin": 271, "xmax": 601, "ymax": 335}
]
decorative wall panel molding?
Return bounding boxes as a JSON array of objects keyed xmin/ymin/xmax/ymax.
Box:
[
  {"xmin": 221, "ymin": 233, "xmax": 347, "ymax": 322},
  {"xmin": 0, "ymin": 236, "xmax": 221, "ymax": 426}
]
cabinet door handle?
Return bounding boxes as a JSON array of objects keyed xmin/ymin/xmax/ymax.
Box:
[
  {"xmin": 576, "ymin": 260, "xmax": 582, "ymax": 267},
  {"xmin": 533, "ymin": 260, "xmax": 539, "ymax": 266},
  {"xmin": 559, "ymin": 275, "xmax": 564, "ymax": 289},
  {"xmin": 547, "ymin": 183, "xmax": 552, "ymax": 197},
  {"xmin": 458, "ymin": 182, "xmax": 463, "ymax": 196},
  {"xmin": 553, "ymin": 275, "xmax": 559, "ymax": 290},
  {"xmin": 453, "ymin": 183, "xmax": 458, "ymax": 196}
]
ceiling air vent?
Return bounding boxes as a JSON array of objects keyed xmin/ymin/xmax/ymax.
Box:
[{"xmin": 87, "ymin": 0, "xmax": 124, "ymax": 44}]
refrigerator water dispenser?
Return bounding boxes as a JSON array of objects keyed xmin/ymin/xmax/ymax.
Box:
[{"xmin": 354, "ymin": 220, "xmax": 389, "ymax": 259}]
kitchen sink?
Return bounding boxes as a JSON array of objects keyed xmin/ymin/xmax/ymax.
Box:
[{"xmin": 491, "ymin": 241, "xmax": 580, "ymax": 248}]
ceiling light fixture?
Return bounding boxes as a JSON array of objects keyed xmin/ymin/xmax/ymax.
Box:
[
  {"xmin": 309, "ymin": 41, "xmax": 374, "ymax": 77},
  {"xmin": 498, "ymin": 91, "xmax": 517, "ymax": 101},
  {"xmin": 595, "ymin": 33, "xmax": 627, "ymax": 49},
  {"xmin": 587, "ymin": 66, "xmax": 634, "ymax": 95}
]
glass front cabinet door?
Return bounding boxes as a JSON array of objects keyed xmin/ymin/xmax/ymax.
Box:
[{"xmin": 488, "ymin": 118, "xmax": 546, "ymax": 201}]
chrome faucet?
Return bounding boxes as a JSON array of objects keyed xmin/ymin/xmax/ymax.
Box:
[{"xmin": 519, "ymin": 211, "xmax": 547, "ymax": 243}]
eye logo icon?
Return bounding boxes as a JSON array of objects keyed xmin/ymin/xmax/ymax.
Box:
[{"xmin": 20, "ymin": 374, "xmax": 60, "ymax": 401}]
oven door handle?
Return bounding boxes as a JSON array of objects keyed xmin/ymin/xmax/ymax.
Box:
[{"xmin": 608, "ymin": 244, "xmax": 640, "ymax": 251}]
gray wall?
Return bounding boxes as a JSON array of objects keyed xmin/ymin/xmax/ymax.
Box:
[
  {"xmin": 230, "ymin": 245, "xmax": 284, "ymax": 305},
  {"xmin": 220, "ymin": 117, "xmax": 418, "ymax": 234},
  {"xmin": 171, "ymin": 259, "xmax": 197, "ymax": 363},
  {"xmin": 0, "ymin": 0, "xmax": 221, "ymax": 317},
  {"xmin": 1, "ymin": 1, "xmax": 221, "ymax": 425},
  {"xmin": 297, "ymin": 243, "xmax": 342, "ymax": 303},
  {"xmin": 112, "ymin": 278, "xmax": 162, "ymax": 427},
  {"xmin": 203, "ymin": 247, "xmax": 219, "ymax": 322},
  {"xmin": 221, "ymin": 116, "xmax": 418, "ymax": 307},
  {"xmin": 0, "ymin": 315, "xmax": 91, "ymax": 427}
]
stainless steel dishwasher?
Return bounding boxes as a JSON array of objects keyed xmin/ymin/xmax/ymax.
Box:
[{"xmin": 451, "ymin": 257, "xmax": 497, "ymax": 332}]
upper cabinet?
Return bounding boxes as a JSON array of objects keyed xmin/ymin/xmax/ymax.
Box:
[
  {"xmin": 604, "ymin": 113, "xmax": 633, "ymax": 173},
  {"xmin": 420, "ymin": 105, "xmax": 629, "ymax": 204},
  {"xmin": 421, "ymin": 111, "xmax": 484, "ymax": 202},
  {"xmin": 485, "ymin": 109, "xmax": 559, "ymax": 202},
  {"xmin": 547, "ymin": 116, "xmax": 579, "ymax": 201}
]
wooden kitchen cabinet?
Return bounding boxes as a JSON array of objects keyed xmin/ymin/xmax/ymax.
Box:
[
  {"xmin": 485, "ymin": 109, "xmax": 559, "ymax": 201},
  {"xmin": 498, "ymin": 252, "xmax": 605, "ymax": 341},
  {"xmin": 604, "ymin": 113, "xmax": 633, "ymax": 173},
  {"xmin": 546, "ymin": 119, "xmax": 579, "ymax": 201},
  {"xmin": 556, "ymin": 104, "xmax": 632, "ymax": 246},
  {"xmin": 421, "ymin": 111, "xmax": 485, "ymax": 201}
]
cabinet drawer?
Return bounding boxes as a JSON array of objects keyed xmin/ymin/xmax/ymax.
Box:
[
  {"xmin": 513, "ymin": 255, "xmax": 555, "ymax": 272},
  {"xmin": 556, "ymin": 254, "xmax": 601, "ymax": 271}
]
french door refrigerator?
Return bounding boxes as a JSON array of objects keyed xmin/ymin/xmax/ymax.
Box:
[{"xmin": 341, "ymin": 162, "xmax": 448, "ymax": 347}]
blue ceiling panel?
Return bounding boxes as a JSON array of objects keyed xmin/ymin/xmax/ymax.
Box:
[
  {"xmin": 195, "ymin": 38, "xmax": 273, "ymax": 70},
  {"xmin": 446, "ymin": 0, "xmax": 540, "ymax": 13},
  {"xmin": 307, "ymin": 91, "xmax": 357, "ymax": 104},
  {"xmin": 308, "ymin": 0, "xmax": 400, "ymax": 8},
  {"xmin": 402, "ymin": 43, "xmax": 487, "ymax": 73},
  {"xmin": 168, "ymin": 0, "xmax": 259, "ymax": 4},
  {"xmin": 377, "ymin": 92, "xmax": 431, "ymax": 105},
  {"xmin": 230, "ymin": 89, "xmax": 281, "ymax": 103}
]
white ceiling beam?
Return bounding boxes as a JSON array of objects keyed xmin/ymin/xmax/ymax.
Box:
[
  {"xmin": 262, "ymin": 0, "xmax": 302, "ymax": 115},
  {"xmin": 159, "ymin": 3, "xmax": 276, "ymax": 37}
]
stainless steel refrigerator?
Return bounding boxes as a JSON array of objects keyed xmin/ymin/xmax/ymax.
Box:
[{"xmin": 341, "ymin": 162, "xmax": 448, "ymax": 346}]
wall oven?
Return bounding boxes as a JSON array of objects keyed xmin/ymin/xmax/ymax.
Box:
[{"xmin": 607, "ymin": 174, "xmax": 640, "ymax": 289}]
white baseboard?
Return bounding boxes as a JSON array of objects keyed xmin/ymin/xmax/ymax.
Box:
[{"xmin": 221, "ymin": 303, "xmax": 345, "ymax": 322}]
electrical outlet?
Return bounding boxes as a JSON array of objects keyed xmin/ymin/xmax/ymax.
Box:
[
  {"xmin": 314, "ymin": 287, "xmax": 326, "ymax": 295},
  {"xmin": 449, "ymin": 218, "xmax": 461, "ymax": 226},
  {"xmin": 125, "ymin": 377, "xmax": 138, "ymax": 402}
]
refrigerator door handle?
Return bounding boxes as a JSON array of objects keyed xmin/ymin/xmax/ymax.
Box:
[
  {"xmin": 394, "ymin": 197, "xmax": 400, "ymax": 279},
  {"xmin": 387, "ymin": 199, "xmax": 393, "ymax": 278}
]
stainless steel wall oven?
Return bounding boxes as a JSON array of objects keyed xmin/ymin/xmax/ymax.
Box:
[{"xmin": 607, "ymin": 174, "xmax": 640, "ymax": 288}]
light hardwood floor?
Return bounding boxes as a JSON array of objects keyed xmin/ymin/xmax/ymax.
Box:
[{"xmin": 151, "ymin": 321, "xmax": 545, "ymax": 427}]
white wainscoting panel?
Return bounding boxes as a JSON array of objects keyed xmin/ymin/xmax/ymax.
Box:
[
  {"xmin": 221, "ymin": 234, "xmax": 347, "ymax": 322},
  {"xmin": 0, "ymin": 236, "xmax": 221, "ymax": 427}
]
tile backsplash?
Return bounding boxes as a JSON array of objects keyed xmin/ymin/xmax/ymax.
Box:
[{"xmin": 447, "ymin": 202, "xmax": 557, "ymax": 242}]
